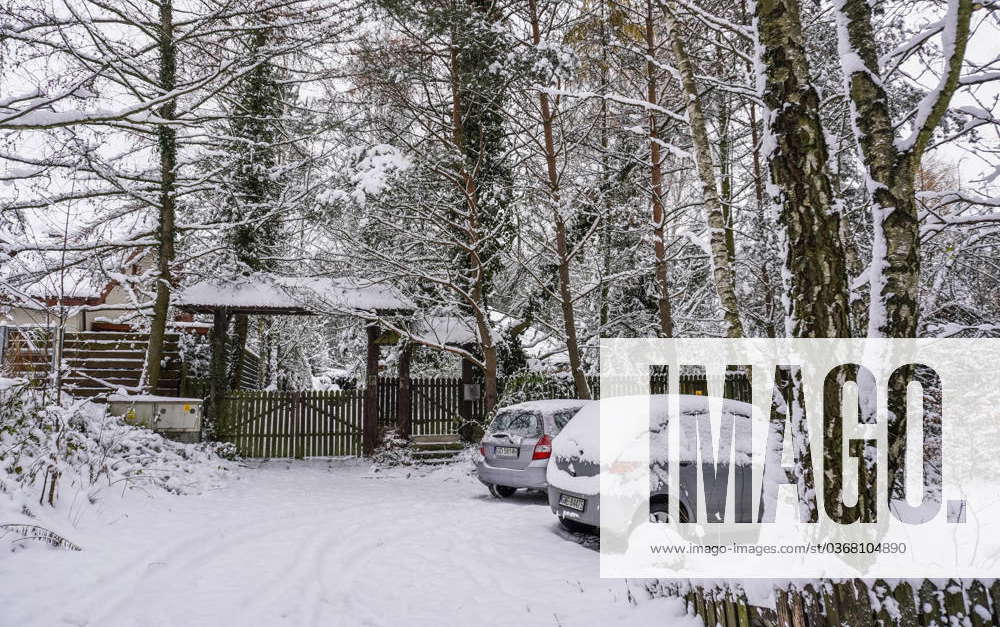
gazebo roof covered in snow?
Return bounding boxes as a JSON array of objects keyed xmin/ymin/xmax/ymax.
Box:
[{"xmin": 175, "ymin": 275, "xmax": 415, "ymax": 316}]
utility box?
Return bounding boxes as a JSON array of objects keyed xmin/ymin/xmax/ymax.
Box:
[{"xmin": 108, "ymin": 396, "xmax": 203, "ymax": 444}]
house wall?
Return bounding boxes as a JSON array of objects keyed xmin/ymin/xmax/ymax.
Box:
[
  {"xmin": 2, "ymin": 307, "xmax": 88, "ymax": 331},
  {"xmin": 1, "ymin": 252, "xmax": 157, "ymax": 332}
]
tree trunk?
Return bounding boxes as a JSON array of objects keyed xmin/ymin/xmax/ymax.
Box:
[
  {"xmin": 528, "ymin": 0, "xmax": 591, "ymax": 399},
  {"xmin": 665, "ymin": 5, "xmax": 743, "ymax": 338},
  {"xmin": 397, "ymin": 342, "xmax": 412, "ymax": 439},
  {"xmin": 482, "ymin": 343, "xmax": 498, "ymax": 413},
  {"xmin": 143, "ymin": 0, "xmax": 177, "ymax": 392},
  {"xmin": 717, "ymin": 99, "xmax": 737, "ymax": 266},
  {"xmin": 449, "ymin": 33, "xmax": 497, "ymax": 413},
  {"xmin": 755, "ymin": 0, "xmax": 851, "ymax": 339},
  {"xmin": 230, "ymin": 313, "xmax": 249, "ymax": 389},
  {"xmin": 836, "ymin": 0, "xmax": 972, "ymax": 339},
  {"xmin": 756, "ymin": 0, "xmax": 856, "ymax": 525},
  {"xmin": 644, "ymin": 0, "xmax": 674, "ymax": 338},
  {"xmin": 363, "ymin": 323, "xmax": 380, "ymax": 456}
]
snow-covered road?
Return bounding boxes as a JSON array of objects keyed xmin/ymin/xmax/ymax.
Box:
[{"xmin": 1, "ymin": 459, "xmax": 697, "ymax": 627}]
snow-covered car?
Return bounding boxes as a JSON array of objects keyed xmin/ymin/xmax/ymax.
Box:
[
  {"xmin": 546, "ymin": 394, "xmax": 755, "ymax": 534},
  {"xmin": 477, "ymin": 399, "xmax": 593, "ymax": 498}
]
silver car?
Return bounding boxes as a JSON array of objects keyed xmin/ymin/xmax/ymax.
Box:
[
  {"xmin": 547, "ymin": 394, "xmax": 755, "ymax": 535},
  {"xmin": 476, "ymin": 400, "xmax": 592, "ymax": 498}
]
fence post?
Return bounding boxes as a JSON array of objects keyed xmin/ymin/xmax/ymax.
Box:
[{"xmin": 208, "ymin": 308, "xmax": 230, "ymax": 435}]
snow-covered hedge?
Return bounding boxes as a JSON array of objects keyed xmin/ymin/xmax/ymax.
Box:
[
  {"xmin": 497, "ymin": 371, "xmax": 576, "ymax": 409},
  {"xmin": 0, "ymin": 381, "xmax": 236, "ymax": 547}
]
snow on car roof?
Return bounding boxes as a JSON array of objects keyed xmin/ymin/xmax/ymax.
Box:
[
  {"xmin": 496, "ymin": 398, "xmax": 593, "ymax": 415},
  {"xmin": 552, "ymin": 394, "xmax": 757, "ymax": 466}
]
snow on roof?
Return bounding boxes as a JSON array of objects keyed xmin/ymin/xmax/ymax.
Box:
[
  {"xmin": 175, "ymin": 274, "xmax": 415, "ymax": 314},
  {"xmin": 553, "ymin": 393, "xmax": 756, "ymax": 465},
  {"xmin": 412, "ymin": 312, "xmax": 566, "ymax": 360},
  {"xmin": 23, "ymin": 268, "xmax": 106, "ymax": 300},
  {"xmin": 497, "ymin": 399, "xmax": 592, "ymax": 414},
  {"xmin": 415, "ymin": 316, "xmax": 478, "ymax": 346}
]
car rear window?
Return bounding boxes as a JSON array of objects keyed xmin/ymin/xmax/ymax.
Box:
[
  {"xmin": 488, "ymin": 410, "xmax": 541, "ymax": 438},
  {"xmin": 551, "ymin": 409, "xmax": 577, "ymax": 434}
]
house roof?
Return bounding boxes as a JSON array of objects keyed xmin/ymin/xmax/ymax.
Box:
[{"xmin": 23, "ymin": 268, "xmax": 106, "ymax": 300}]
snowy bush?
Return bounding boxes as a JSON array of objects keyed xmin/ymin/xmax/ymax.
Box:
[
  {"xmin": 0, "ymin": 382, "xmax": 236, "ymax": 542},
  {"xmin": 369, "ymin": 429, "xmax": 413, "ymax": 468},
  {"xmin": 497, "ymin": 371, "xmax": 576, "ymax": 408}
]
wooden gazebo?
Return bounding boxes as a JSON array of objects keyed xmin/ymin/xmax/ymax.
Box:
[{"xmin": 175, "ymin": 275, "xmax": 415, "ymax": 454}]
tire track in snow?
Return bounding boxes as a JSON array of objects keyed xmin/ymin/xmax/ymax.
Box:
[{"xmin": 16, "ymin": 501, "xmax": 349, "ymax": 626}]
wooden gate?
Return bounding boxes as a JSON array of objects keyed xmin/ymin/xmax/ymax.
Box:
[
  {"xmin": 409, "ymin": 376, "xmax": 473, "ymax": 436},
  {"xmin": 218, "ymin": 389, "xmax": 363, "ymax": 458}
]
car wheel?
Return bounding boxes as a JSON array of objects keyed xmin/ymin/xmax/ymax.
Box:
[
  {"xmin": 649, "ymin": 500, "xmax": 691, "ymax": 523},
  {"xmin": 489, "ymin": 484, "xmax": 517, "ymax": 498},
  {"xmin": 559, "ymin": 517, "xmax": 597, "ymax": 534}
]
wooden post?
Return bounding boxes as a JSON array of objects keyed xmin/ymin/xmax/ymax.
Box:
[
  {"xmin": 208, "ymin": 308, "xmax": 230, "ymax": 438},
  {"xmin": 363, "ymin": 323, "xmax": 380, "ymax": 455},
  {"xmin": 397, "ymin": 342, "xmax": 412, "ymax": 439},
  {"xmin": 460, "ymin": 356, "xmax": 475, "ymax": 424}
]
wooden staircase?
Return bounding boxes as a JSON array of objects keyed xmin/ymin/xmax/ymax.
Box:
[
  {"xmin": 4, "ymin": 331, "xmax": 182, "ymax": 398},
  {"xmin": 410, "ymin": 434, "xmax": 465, "ymax": 465}
]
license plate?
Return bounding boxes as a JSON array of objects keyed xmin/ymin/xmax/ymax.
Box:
[
  {"xmin": 495, "ymin": 446, "xmax": 518, "ymax": 458},
  {"xmin": 559, "ymin": 493, "xmax": 586, "ymax": 512}
]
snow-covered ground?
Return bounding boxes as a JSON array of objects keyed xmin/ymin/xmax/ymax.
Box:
[{"xmin": 0, "ymin": 458, "xmax": 698, "ymax": 627}]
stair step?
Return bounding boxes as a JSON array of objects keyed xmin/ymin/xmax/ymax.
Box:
[
  {"xmin": 411, "ymin": 449, "xmax": 462, "ymax": 459},
  {"xmin": 61, "ymin": 341, "xmax": 178, "ymax": 351},
  {"xmin": 11, "ymin": 350, "xmax": 180, "ymax": 364},
  {"xmin": 412, "ymin": 452, "xmax": 462, "ymax": 465},
  {"xmin": 63, "ymin": 375, "xmax": 180, "ymax": 386},
  {"xmin": 412, "ymin": 441, "xmax": 464, "ymax": 452},
  {"xmin": 69, "ymin": 332, "xmax": 180, "ymax": 341},
  {"xmin": 66, "ymin": 387, "xmax": 179, "ymax": 398},
  {"xmin": 411, "ymin": 434, "xmax": 461, "ymax": 444},
  {"xmin": 62, "ymin": 367, "xmax": 180, "ymax": 378},
  {"xmin": 415, "ymin": 457, "xmax": 457, "ymax": 466}
]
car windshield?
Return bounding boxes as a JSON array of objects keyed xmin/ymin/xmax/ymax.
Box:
[
  {"xmin": 551, "ymin": 409, "xmax": 577, "ymax": 434},
  {"xmin": 488, "ymin": 410, "xmax": 541, "ymax": 438}
]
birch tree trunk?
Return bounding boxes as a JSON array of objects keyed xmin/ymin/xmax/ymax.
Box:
[
  {"xmin": 528, "ymin": 0, "xmax": 591, "ymax": 399},
  {"xmin": 664, "ymin": 5, "xmax": 743, "ymax": 338},
  {"xmin": 143, "ymin": 0, "xmax": 177, "ymax": 392},
  {"xmin": 644, "ymin": 0, "xmax": 674, "ymax": 338},
  {"xmin": 755, "ymin": 0, "xmax": 851, "ymax": 339},
  {"xmin": 755, "ymin": 0, "xmax": 855, "ymax": 525},
  {"xmin": 835, "ymin": 0, "xmax": 973, "ymax": 339}
]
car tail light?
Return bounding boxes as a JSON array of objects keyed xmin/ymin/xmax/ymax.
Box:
[
  {"xmin": 479, "ymin": 445, "xmax": 485, "ymax": 456},
  {"xmin": 532, "ymin": 434, "xmax": 553, "ymax": 460}
]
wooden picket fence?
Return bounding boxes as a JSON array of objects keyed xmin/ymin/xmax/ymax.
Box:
[
  {"xmin": 213, "ymin": 372, "xmax": 751, "ymax": 459},
  {"xmin": 214, "ymin": 377, "xmax": 481, "ymax": 457},
  {"xmin": 217, "ymin": 389, "xmax": 363, "ymax": 458},
  {"xmin": 648, "ymin": 578, "xmax": 1000, "ymax": 626}
]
